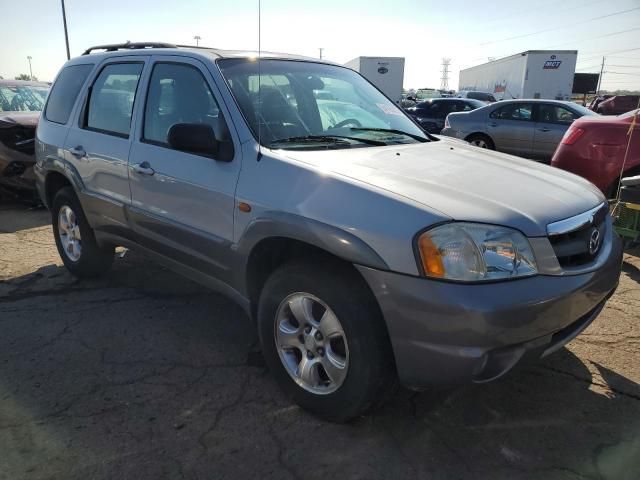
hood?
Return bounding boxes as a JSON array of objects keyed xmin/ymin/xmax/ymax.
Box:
[
  {"xmin": 280, "ymin": 138, "xmax": 605, "ymax": 237},
  {"xmin": 0, "ymin": 111, "xmax": 41, "ymax": 129}
]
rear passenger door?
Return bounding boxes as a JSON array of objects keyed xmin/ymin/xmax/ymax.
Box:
[
  {"xmin": 127, "ymin": 56, "xmax": 241, "ymax": 282},
  {"xmin": 532, "ymin": 103, "xmax": 577, "ymax": 161},
  {"xmin": 487, "ymin": 102, "xmax": 534, "ymax": 157},
  {"xmin": 64, "ymin": 57, "xmax": 147, "ymax": 232}
]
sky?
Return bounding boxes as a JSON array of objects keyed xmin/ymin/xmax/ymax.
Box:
[{"xmin": 2, "ymin": 0, "xmax": 640, "ymax": 91}]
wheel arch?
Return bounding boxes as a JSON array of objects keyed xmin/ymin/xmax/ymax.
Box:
[
  {"xmin": 44, "ymin": 170, "xmax": 74, "ymax": 208},
  {"xmin": 464, "ymin": 131, "xmax": 495, "ymax": 145},
  {"xmin": 238, "ymin": 213, "xmax": 388, "ymax": 321}
]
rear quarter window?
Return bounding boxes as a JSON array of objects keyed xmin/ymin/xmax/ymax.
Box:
[{"xmin": 45, "ymin": 64, "xmax": 94, "ymax": 124}]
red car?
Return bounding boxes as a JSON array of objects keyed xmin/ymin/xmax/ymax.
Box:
[{"xmin": 551, "ymin": 109, "xmax": 640, "ymax": 198}]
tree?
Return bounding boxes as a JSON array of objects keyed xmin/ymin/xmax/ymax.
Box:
[{"xmin": 15, "ymin": 73, "xmax": 37, "ymax": 81}]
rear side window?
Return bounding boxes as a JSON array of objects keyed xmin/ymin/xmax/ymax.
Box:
[
  {"xmin": 45, "ymin": 64, "xmax": 94, "ymax": 124},
  {"xmin": 85, "ymin": 63, "xmax": 143, "ymax": 137},
  {"xmin": 490, "ymin": 103, "xmax": 533, "ymax": 121}
]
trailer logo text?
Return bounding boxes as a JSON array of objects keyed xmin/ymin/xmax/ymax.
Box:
[{"xmin": 543, "ymin": 55, "xmax": 562, "ymax": 69}]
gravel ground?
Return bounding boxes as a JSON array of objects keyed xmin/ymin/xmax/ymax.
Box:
[{"xmin": 0, "ymin": 201, "xmax": 639, "ymax": 480}]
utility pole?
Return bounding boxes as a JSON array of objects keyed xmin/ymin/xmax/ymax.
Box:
[
  {"xmin": 596, "ymin": 56, "xmax": 605, "ymax": 95},
  {"xmin": 60, "ymin": 0, "xmax": 70, "ymax": 59},
  {"xmin": 440, "ymin": 57, "xmax": 451, "ymax": 91},
  {"xmin": 319, "ymin": 48, "xmax": 324, "ymax": 59},
  {"xmin": 27, "ymin": 56, "xmax": 33, "ymax": 80},
  {"xmin": 194, "ymin": 35, "xmax": 201, "ymax": 46}
]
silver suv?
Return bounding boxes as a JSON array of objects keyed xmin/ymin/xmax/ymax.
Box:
[{"xmin": 36, "ymin": 43, "xmax": 622, "ymax": 422}]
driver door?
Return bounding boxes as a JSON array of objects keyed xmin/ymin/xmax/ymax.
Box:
[{"xmin": 127, "ymin": 56, "xmax": 241, "ymax": 281}]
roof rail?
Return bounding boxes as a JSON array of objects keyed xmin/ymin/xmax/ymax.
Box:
[
  {"xmin": 175, "ymin": 44, "xmax": 215, "ymax": 50},
  {"xmin": 82, "ymin": 42, "xmax": 177, "ymax": 55}
]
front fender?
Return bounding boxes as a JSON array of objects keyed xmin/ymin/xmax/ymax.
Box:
[{"xmin": 232, "ymin": 211, "xmax": 388, "ymax": 292}]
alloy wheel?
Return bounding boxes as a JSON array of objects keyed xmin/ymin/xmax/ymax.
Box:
[
  {"xmin": 274, "ymin": 292, "xmax": 349, "ymax": 394},
  {"xmin": 58, "ymin": 205, "xmax": 82, "ymax": 262}
]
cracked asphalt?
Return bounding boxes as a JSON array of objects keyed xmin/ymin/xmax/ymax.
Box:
[{"xmin": 1, "ymin": 201, "xmax": 639, "ymax": 480}]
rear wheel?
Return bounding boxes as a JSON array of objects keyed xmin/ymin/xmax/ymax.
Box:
[
  {"xmin": 258, "ymin": 261, "xmax": 395, "ymax": 422},
  {"xmin": 466, "ymin": 133, "xmax": 495, "ymax": 150},
  {"xmin": 51, "ymin": 187, "xmax": 114, "ymax": 278}
]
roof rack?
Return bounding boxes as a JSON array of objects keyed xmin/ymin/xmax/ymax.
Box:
[
  {"xmin": 82, "ymin": 42, "xmax": 177, "ymax": 55},
  {"xmin": 175, "ymin": 44, "xmax": 215, "ymax": 50}
]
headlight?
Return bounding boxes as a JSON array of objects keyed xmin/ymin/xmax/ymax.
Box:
[{"xmin": 417, "ymin": 223, "xmax": 537, "ymax": 281}]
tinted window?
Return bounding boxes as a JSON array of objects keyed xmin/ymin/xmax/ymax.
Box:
[
  {"xmin": 86, "ymin": 63, "xmax": 143, "ymax": 136},
  {"xmin": 143, "ymin": 63, "xmax": 232, "ymax": 159},
  {"xmin": 462, "ymin": 99, "xmax": 485, "ymax": 110},
  {"xmin": 467, "ymin": 92, "xmax": 496, "ymax": 102},
  {"xmin": 490, "ymin": 103, "xmax": 533, "ymax": 121},
  {"xmin": 45, "ymin": 64, "xmax": 94, "ymax": 124},
  {"xmin": 538, "ymin": 104, "xmax": 577, "ymax": 124}
]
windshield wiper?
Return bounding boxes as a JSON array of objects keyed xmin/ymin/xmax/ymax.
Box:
[
  {"xmin": 268, "ymin": 135, "xmax": 387, "ymax": 147},
  {"xmin": 349, "ymin": 128, "xmax": 428, "ymax": 142}
]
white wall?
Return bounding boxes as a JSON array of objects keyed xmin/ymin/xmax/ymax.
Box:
[
  {"xmin": 346, "ymin": 57, "xmax": 405, "ymax": 104},
  {"xmin": 459, "ymin": 54, "xmax": 527, "ymax": 100},
  {"xmin": 523, "ymin": 52, "xmax": 578, "ymax": 100}
]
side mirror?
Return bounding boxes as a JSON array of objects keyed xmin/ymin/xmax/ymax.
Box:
[{"xmin": 168, "ymin": 123, "xmax": 219, "ymax": 158}]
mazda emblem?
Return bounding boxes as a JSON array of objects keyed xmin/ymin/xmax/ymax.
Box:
[{"xmin": 588, "ymin": 227, "xmax": 601, "ymax": 255}]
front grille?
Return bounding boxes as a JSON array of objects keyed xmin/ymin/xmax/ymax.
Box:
[{"xmin": 548, "ymin": 205, "xmax": 607, "ymax": 268}]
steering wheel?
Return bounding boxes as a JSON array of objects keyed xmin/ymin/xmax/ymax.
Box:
[{"xmin": 332, "ymin": 118, "xmax": 362, "ymax": 129}]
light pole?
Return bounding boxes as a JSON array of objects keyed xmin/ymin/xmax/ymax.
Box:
[
  {"xmin": 60, "ymin": 0, "xmax": 70, "ymax": 59},
  {"xmin": 194, "ymin": 35, "xmax": 201, "ymax": 46},
  {"xmin": 319, "ymin": 48, "xmax": 323, "ymax": 59},
  {"xmin": 27, "ymin": 56, "xmax": 33, "ymax": 80}
]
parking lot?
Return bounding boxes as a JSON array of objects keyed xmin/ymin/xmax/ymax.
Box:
[{"xmin": 0, "ymin": 200, "xmax": 639, "ymax": 479}]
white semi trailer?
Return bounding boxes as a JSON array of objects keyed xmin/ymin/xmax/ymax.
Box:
[
  {"xmin": 345, "ymin": 56, "xmax": 405, "ymax": 104},
  {"xmin": 459, "ymin": 50, "xmax": 578, "ymax": 101}
]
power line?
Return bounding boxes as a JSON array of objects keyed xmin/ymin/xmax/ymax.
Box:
[
  {"xmin": 540, "ymin": 26, "xmax": 640, "ymax": 50},
  {"xmin": 578, "ymin": 47, "xmax": 640, "ymax": 62},
  {"xmin": 605, "ymin": 71, "xmax": 640, "ymax": 76},
  {"xmin": 480, "ymin": 7, "xmax": 640, "ymax": 45}
]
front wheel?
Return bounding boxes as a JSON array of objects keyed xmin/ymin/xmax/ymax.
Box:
[
  {"xmin": 51, "ymin": 187, "xmax": 114, "ymax": 278},
  {"xmin": 258, "ymin": 261, "xmax": 395, "ymax": 422}
]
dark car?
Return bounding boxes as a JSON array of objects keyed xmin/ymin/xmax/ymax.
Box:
[
  {"xmin": 594, "ymin": 95, "xmax": 640, "ymax": 116},
  {"xmin": 0, "ymin": 80, "xmax": 50, "ymax": 196},
  {"xmin": 405, "ymin": 98, "xmax": 485, "ymax": 133}
]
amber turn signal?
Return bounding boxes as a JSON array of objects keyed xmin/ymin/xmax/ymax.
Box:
[{"xmin": 418, "ymin": 233, "xmax": 445, "ymax": 277}]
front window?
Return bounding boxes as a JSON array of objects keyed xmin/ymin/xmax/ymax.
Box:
[
  {"xmin": 217, "ymin": 59, "xmax": 428, "ymax": 150},
  {"xmin": 0, "ymin": 83, "xmax": 49, "ymax": 113}
]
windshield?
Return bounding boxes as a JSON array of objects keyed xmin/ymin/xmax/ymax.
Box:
[
  {"xmin": 0, "ymin": 84, "xmax": 49, "ymax": 112},
  {"xmin": 217, "ymin": 59, "xmax": 427, "ymax": 149}
]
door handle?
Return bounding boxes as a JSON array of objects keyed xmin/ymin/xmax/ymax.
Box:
[
  {"xmin": 69, "ymin": 146, "xmax": 86, "ymax": 158},
  {"xmin": 488, "ymin": 122, "xmax": 498, "ymax": 127},
  {"xmin": 537, "ymin": 128, "xmax": 551, "ymax": 132},
  {"xmin": 132, "ymin": 161, "xmax": 155, "ymax": 176}
]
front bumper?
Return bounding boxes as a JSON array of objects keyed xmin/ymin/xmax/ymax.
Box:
[{"xmin": 357, "ymin": 234, "xmax": 623, "ymax": 389}]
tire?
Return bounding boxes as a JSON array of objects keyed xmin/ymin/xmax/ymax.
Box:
[
  {"xmin": 51, "ymin": 186, "xmax": 114, "ymax": 278},
  {"xmin": 466, "ymin": 133, "xmax": 495, "ymax": 150},
  {"xmin": 258, "ymin": 261, "xmax": 395, "ymax": 422}
]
